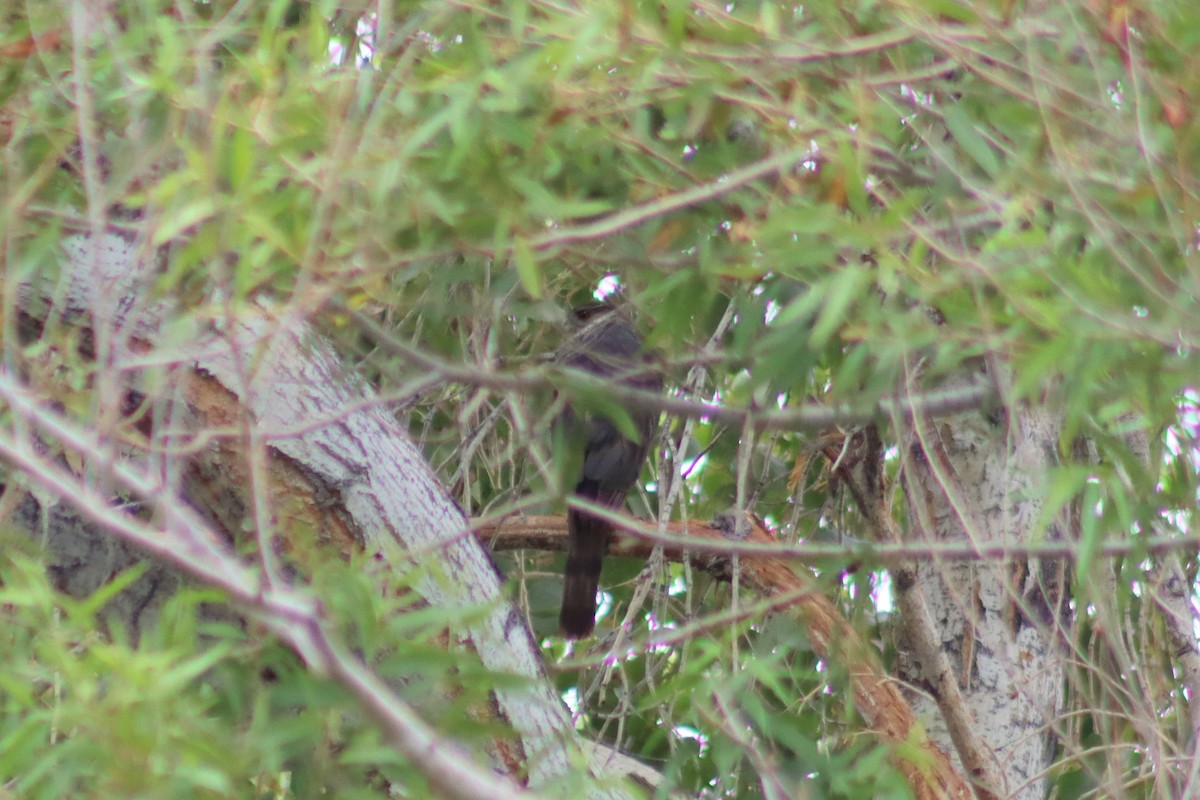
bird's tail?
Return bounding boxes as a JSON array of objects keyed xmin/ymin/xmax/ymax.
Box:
[{"xmin": 560, "ymin": 490, "xmax": 616, "ymax": 638}]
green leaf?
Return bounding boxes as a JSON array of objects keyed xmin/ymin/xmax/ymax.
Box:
[
  {"xmin": 513, "ymin": 236, "xmax": 543, "ymax": 299},
  {"xmin": 810, "ymin": 265, "xmax": 867, "ymax": 348},
  {"xmin": 942, "ymin": 103, "xmax": 1000, "ymax": 177},
  {"xmin": 152, "ymin": 197, "xmax": 218, "ymax": 245},
  {"xmin": 1076, "ymin": 479, "xmax": 1104, "ymax": 581}
]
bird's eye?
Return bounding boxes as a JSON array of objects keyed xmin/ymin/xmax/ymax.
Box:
[{"xmin": 572, "ymin": 302, "xmax": 612, "ymax": 322}]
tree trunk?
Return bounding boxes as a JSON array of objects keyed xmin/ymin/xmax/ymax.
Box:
[
  {"xmin": 19, "ymin": 231, "xmax": 646, "ymax": 796},
  {"xmin": 900, "ymin": 371, "xmax": 1069, "ymax": 800}
]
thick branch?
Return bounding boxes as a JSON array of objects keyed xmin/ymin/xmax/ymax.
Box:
[
  {"xmin": 476, "ymin": 507, "xmax": 1200, "ymax": 564},
  {"xmin": 822, "ymin": 427, "xmax": 1003, "ymax": 800},
  {"xmin": 477, "ymin": 512, "xmax": 973, "ymax": 800},
  {"xmin": 0, "ymin": 374, "xmax": 536, "ymax": 800},
  {"xmin": 26, "ymin": 232, "xmax": 637, "ymax": 797}
]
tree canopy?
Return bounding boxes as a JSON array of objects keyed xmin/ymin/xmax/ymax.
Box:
[{"xmin": 1, "ymin": 1, "xmax": 1198, "ymax": 798}]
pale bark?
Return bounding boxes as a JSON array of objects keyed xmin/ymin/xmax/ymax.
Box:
[
  {"xmin": 11, "ymin": 232, "xmax": 648, "ymax": 796},
  {"xmin": 899, "ymin": 372, "xmax": 1069, "ymax": 800},
  {"xmin": 11, "ymin": 231, "xmax": 979, "ymax": 800}
]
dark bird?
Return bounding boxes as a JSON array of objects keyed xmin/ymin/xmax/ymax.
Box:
[{"xmin": 557, "ymin": 302, "xmax": 661, "ymax": 639}]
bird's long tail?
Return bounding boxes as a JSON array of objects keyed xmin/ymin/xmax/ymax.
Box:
[{"xmin": 560, "ymin": 486, "xmax": 618, "ymax": 639}]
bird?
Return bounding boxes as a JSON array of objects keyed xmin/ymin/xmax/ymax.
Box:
[{"xmin": 557, "ymin": 302, "xmax": 661, "ymax": 639}]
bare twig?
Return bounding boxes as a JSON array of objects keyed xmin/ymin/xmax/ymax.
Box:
[
  {"xmin": 344, "ymin": 305, "xmax": 998, "ymax": 432},
  {"xmin": 0, "ymin": 372, "xmax": 538, "ymax": 800},
  {"xmin": 522, "ymin": 146, "xmax": 815, "ymax": 254}
]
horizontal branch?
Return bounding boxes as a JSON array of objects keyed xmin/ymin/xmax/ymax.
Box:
[
  {"xmin": 476, "ymin": 510, "xmax": 1199, "ymax": 564},
  {"xmin": 477, "ymin": 510, "xmax": 972, "ymax": 800},
  {"xmin": 346, "ymin": 306, "xmax": 997, "ymax": 432}
]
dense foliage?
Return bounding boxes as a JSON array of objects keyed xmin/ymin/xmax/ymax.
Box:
[{"xmin": 1, "ymin": 0, "xmax": 1197, "ymax": 797}]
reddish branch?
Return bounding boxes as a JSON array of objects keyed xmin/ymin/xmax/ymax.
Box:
[{"xmin": 476, "ymin": 513, "xmax": 973, "ymax": 800}]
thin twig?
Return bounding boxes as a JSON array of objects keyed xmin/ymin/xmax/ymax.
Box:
[
  {"xmin": 345, "ymin": 305, "xmax": 998, "ymax": 431},
  {"xmin": 522, "ymin": 145, "xmax": 816, "ymax": 254},
  {"xmin": 0, "ymin": 372, "xmax": 538, "ymax": 800}
]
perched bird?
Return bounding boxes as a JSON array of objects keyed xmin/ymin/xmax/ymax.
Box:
[{"xmin": 557, "ymin": 302, "xmax": 661, "ymax": 639}]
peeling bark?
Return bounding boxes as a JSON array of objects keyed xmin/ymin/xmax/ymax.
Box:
[
  {"xmin": 11, "ymin": 232, "xmax": 648, "ymax": 796},
  {"xmin": 899, "ymin": 374, "xmax": 1069, "ymax": 800}
]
